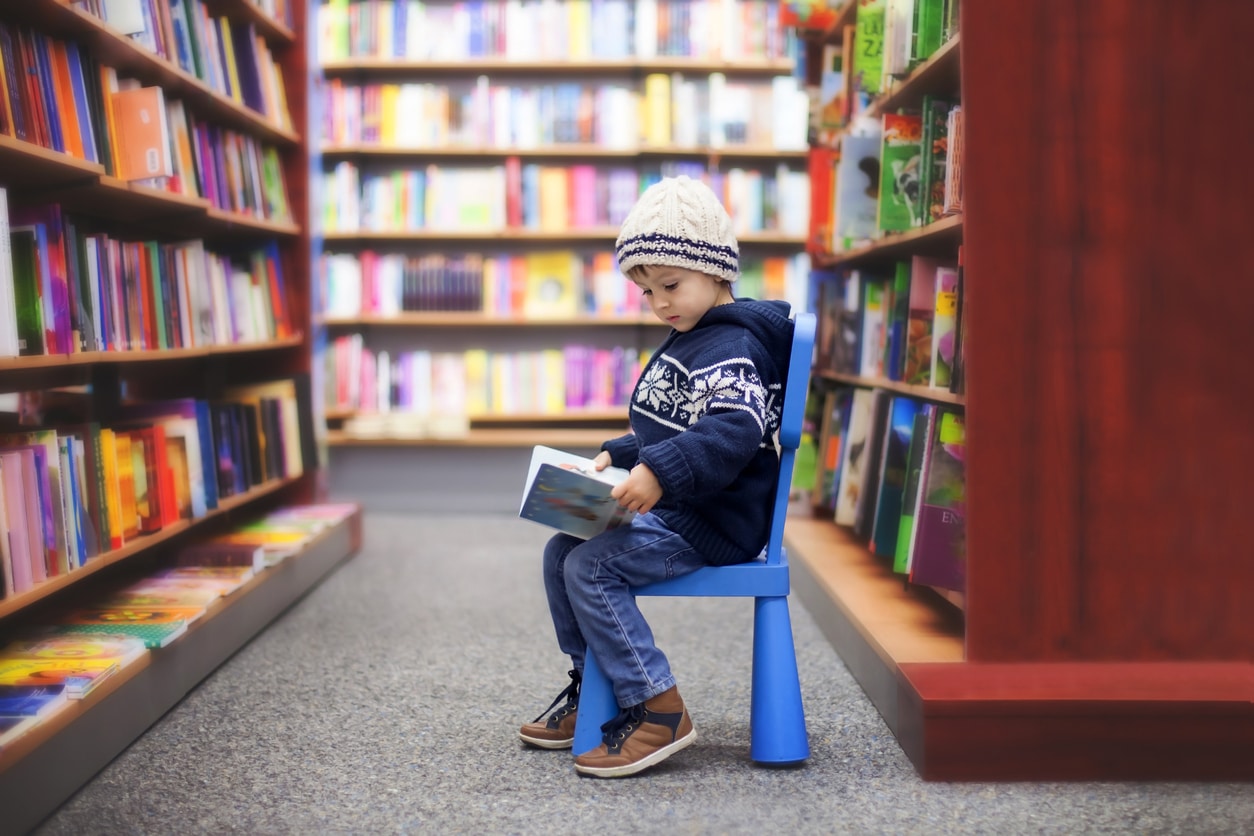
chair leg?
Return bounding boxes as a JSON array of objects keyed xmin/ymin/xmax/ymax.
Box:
[
  {"xmin": 750, "ymin": 595, "xmax": 810, "ymax": 764},
  {"xmin": 572, "ymin": 652, "xmax": 617, "ymax": 756}
]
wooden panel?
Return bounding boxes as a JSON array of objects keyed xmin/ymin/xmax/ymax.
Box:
[
  {"xmin": 962, "ymin": 1, "xmax": 1254, "ymax": 660},
  {"xmin": 896, "ymin": 662, "xmax": 1254, "ymax": 781}
]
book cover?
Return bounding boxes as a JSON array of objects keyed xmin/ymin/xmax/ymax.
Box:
[
  {"xmin": 930, "ymin": 265, "xmax": 959, "ymax": 388},
  {"xmin": 519, "ymin": 446, "xmax": 636, "ymax": 540},
  {"xmin": 0, "ymin": 683, "xmax": 69, "ymax": 719},
  {"xmin": 853, "ymin": 0, "xmax": 886, "ymax": 97},
  {"xmin": 852, "ymin": 389, "xmax": 891, "ymax": 541},
  {"xmin": 908, "ymin": 408, "xmax": 966, "ymax": 592},
  {"xmin": 0, "ymin": 656, "xmax": 120, "ymax": 698},
  {"xmin": 833, "ymin": 388, "xmax": 875, "ymax": 528},
  {"xmin": 523, "ymin": 251, "xmax": 579, "ymax": 319},
  {"xmin": 877, "ymin": 112, "xmax": 924, "ymax": 233},
  {"xmin": 832, "ymin": 131, "xmax": 881, "ymax": 250},
  {"xmin": 52, "ymin": 607, "xmax": 191, "ymax": 648},
  {"xmin": 902, "ymin": 255, "xmax": 938, "ymax": 385},
  {"xmin": 869, "ymin": 396, "xmax": 922, "ymax": 558},
  {"xmin": 919, "ymin": 96, "xmax": 953, "ymax": 224},
  {"xmin": 0, "ymin": 631, "xmax": 147, "ymax": 667},
  {"xmin": 893, "ymin": 404, "xmax": 933, "ymax": 574},
  {"xmin": 110, "ymin": 85, "xmax": 172, "ymax": 182}
]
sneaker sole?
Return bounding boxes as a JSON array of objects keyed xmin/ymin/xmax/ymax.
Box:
[
  {"xmin": 573, "ymin": 727, "xmax": 698, "ymax": 778},
  {"xmin": 519, "ymin": 731, "xmax": 574, "ymax": 750}
]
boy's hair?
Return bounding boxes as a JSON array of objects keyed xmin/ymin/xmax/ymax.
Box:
[{"xmin": 615, "ymin": 176, "xmax": 740, "ymax": 283}]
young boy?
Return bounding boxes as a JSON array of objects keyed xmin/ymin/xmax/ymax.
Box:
[{"xmin": 519, "ymin": 176, "xmax": 795, "ymax": 778}]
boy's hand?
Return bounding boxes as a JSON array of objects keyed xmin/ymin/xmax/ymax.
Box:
[
  {"xmin": 611, "ymin": 463, "xmax": 663, "ymax": 515},
  {"xmin": 592, "ymin": 451, "xmax": 613, "ymax": 471}
]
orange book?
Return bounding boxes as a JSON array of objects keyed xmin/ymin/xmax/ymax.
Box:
[
  {"xmin": 110, "ymin": 86, "xmax": 172, "ymax": 181},
  {"xmin": 48, "ymin": 40, "xmax": 85, "ymax": 159},
  {"xmin": 112, "ymin": 432, "xmax": 139, "ymax": 541}
]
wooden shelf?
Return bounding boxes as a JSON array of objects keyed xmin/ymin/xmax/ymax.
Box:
[
  {"xmin": 0, "ymin": 335, "xmax": 305, "ymax": 375},
  {"xmin": 327, "ymin": 409, "xmax": 629, "ymax": 426},
  {"xmin": 816, "ymin": 371, "xmax": 966, "ymax": 406},
  {"xmin": 320, "ymin": 312, "xmax": 663, "ymax": 328},
  {"xmin": 319, "ymin": 144, "xmax": 808, "ymax": 161},
  {"xmin": 0, "ymin": 476, "xmax": 304, "ymax": 621},
  {"xmin": 785, "ymin": 517, "xmax": 1253, "ymax": 781},
  {"xmin": 202, "ymin": 0, "xmax": 297, "ymax": 45},
  {"xmin": 815, "ymin": 214, "xmax": 963, "ymax": 268},
  {"xmin": 319, "ymin": 229, "xmax": 806, "ymax": 246},
  {"xmin": 326, "ymin": 428, "xmax": 614, "ymax": 448},
  {"xmin": 0, "ymin": 508, "xmax": 363, "ymax": 836},
  {"xmin": 4, "ymin": 0, "xmax": 299, "ymax": 147},
  {"xmin": 0, "ymin": 135, "xmax": 104, "ymax": 190},
  {"xmin": 319, "ymin": 57, "xmax": 796, "ymax": 77},
  {"xmin": 869, "ymin": 35, "xmax": 962, "ymax": 118},
  {"xmin": 0, "ymin": 139, "xmax": 300, "ymax": 240}
]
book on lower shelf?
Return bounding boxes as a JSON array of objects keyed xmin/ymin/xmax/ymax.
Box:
[{"xmin": 519, "ymin": 445, "xmax": 636, "ymax": 539}]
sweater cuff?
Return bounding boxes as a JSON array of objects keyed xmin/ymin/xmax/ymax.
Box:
[{"xmin": 639, "ymin": 440, "xmax": 694, "ymax": 497}]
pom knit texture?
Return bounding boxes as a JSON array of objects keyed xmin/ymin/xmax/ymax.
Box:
[{"xmin": 615, "ymin": 176, "xmax": 740, "ymax": 283}]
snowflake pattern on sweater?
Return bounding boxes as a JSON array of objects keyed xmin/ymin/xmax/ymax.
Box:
[{"xmin": 634, "ymin": 353, "xmax": 781, "ymax": 444}]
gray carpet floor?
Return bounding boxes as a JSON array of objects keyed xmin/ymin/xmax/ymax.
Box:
[{"xmin": 33, "ymin": 513, "xmax": 1254, "ymax": 835}]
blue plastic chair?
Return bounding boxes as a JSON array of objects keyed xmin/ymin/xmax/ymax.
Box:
[{"xmin": 572, "ymin": 312, "xmax": 815, "ymax": 765}]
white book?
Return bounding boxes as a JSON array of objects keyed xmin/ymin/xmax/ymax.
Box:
[
  {"xmin": 0, "ymin": 188, "xmax": 17, "ymax": 356},
  {"xmin": 518, "ymin": 445, "xmax": 636, "ymax": 540}
]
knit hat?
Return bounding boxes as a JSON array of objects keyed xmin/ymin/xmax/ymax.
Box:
[{"xmin": 615, "ymin": 176, "xmax": 739, "ymax": 283}]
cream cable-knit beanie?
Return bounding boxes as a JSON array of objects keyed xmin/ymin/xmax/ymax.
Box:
[{"xmin": 615, "ymin": 175, "xmax": 739, "ymax": 283}]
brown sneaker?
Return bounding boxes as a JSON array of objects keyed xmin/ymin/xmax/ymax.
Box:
[
  {"xmin": 573, "ymin": 685, "xmax": 696, "ymax": 778},
  {"xmin": 519, "ymin": 670, "xmax": 580, "ymax": 749}
]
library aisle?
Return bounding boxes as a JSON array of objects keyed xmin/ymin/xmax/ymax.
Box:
[{"xmin": 32, "ymin": 513, "xmax": 1252, "ymax": 834}]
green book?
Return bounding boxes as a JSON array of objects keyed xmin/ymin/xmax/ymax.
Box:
[
  {"xmin": 877, "ymin": 112, "xmax": 924, "ymax": 233},
  {"xmin": 9, "ymin": 229, "xmax": 44, "ymax": 356},
  {"xmin": 854, "ymin": 0, "xmax": 886, "ymax": 96}
]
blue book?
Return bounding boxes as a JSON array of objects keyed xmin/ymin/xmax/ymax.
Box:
[{"xmin": 0, "ymin": 683, "xmax": 69, "ymax": 718}]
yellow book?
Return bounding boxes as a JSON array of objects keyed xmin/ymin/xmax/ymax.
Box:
[
  {"xmin": 567, "ymin": 0, "xmax": 591, "ymax": 60},
  {"xmin": 523, "ymin": 251, "xmax": 579, "ymax": 319},
  {"xmin": 643, "ymin": 73, "xmax": 671, "ymax": 146},
  {"xmin": 99, "ymin": 429, "xmax": 124, "ymax": 549},
  {"xmin": 542, "ymin": 349, "xmax": 566, "ymax": 414},
  {"xmin": 379, "ymin": 84, "xmax": 399, "ymax": 146},
  {"xmin": 537, "ymin": 167, "xmax": 569, "ymax": 231},
  {"xmin": 218, "ymin": 18, "xmax": 244, "ymax": 105},
  {"xmin": 463, "ymin": 348, "xmax": 491, "ymax": 416},
  {"xmin": 113, "ymin": 432, "xmax": 139, "ymax": 541}
]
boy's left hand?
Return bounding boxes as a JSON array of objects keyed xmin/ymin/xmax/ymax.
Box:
[{"xmin": 611, "ymin": 463, "xmax": 663, "ymax": 515}]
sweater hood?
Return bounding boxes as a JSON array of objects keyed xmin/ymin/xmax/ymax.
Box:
[{"xmin": 699, "ymin": 298, "xmax": 795, "ymax": 371}]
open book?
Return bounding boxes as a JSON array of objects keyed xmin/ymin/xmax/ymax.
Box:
[{"xmin": 519, "ymin": 446, "xmax": 637, "ymax": 539}]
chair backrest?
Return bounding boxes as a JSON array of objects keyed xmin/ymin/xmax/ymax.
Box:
[{"xmin": 764, "ymin": 312, "xmax": 816, "ymax": 566}]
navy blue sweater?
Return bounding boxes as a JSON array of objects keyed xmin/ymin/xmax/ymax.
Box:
[{"xmin": 601, "ymin": 299, "xmax": 794, "ymax": 566}]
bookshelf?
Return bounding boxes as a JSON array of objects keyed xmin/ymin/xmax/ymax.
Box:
[
  {"xmin": 0, "ymin": 0, "xmax": 362, "ymax": 827},
  {"xmin": 310, "ymin": 0, "xmax": 813, "ymax": 466},
  {"xmin": 784, "ymin": 0, "xmax": 1254, "ymax": 781}
]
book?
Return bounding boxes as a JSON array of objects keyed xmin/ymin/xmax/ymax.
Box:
[
  {"xmin": 908, "ymin": 407, "xmax": 966, "ymax": 592},
  {"xmin": 930, "ymin": 265, "xmax": 960, "ymax": 388},
  {"xmin": 869, "ymin": 396, "xmax": 922, "ymax": 558},
  {"xmin": 110, "ymin": 85, "xmax": 172, "ymax": 182},
  {"xmin": 0, "ymin": 656, "xmax": 120, "ymax": 698},
  {"xmin": 0, "ymin": 683, "xmax": 69, "ymax": 720},
  {"xmin": 518, "ymin": 445, "xmax": 636, "ymax": 540},
  {"xmin": 877, "ymin": 112, "xmax": 924, "ymax": 233},
  {"xmin": 50, "ymin": 607, "xmax": 192, "ymax": 648},
  {"xmin": 892, "ymin": 404, "xmax": 934, "ymax": 575}
]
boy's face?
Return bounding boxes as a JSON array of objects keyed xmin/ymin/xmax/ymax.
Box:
[{"xmin": 632, "ymin": 265, "xmax": 735, "ymax": 332}]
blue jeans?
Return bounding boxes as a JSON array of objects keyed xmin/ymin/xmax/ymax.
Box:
[{"xmin": 542, "ymin": 513, "xmax": 709, "ymax": 708}]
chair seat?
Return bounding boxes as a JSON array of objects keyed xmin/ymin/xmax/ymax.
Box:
[{"xmin": 633, "ymin": 552, "xmax": 791, "ymax": 598}]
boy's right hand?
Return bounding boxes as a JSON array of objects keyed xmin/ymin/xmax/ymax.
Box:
[{"xmin": 592, "ymin": 451, "xmax": 613, "ymax": 471}]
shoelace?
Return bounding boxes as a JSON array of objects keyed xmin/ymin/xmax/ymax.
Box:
[
  {"xmin": 532, "ymin": 669, "xmax": 581, "ymax": 723},
  {"xmin": 600, "ymin": 703, "xmax": 647, "ymax": 747}
]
